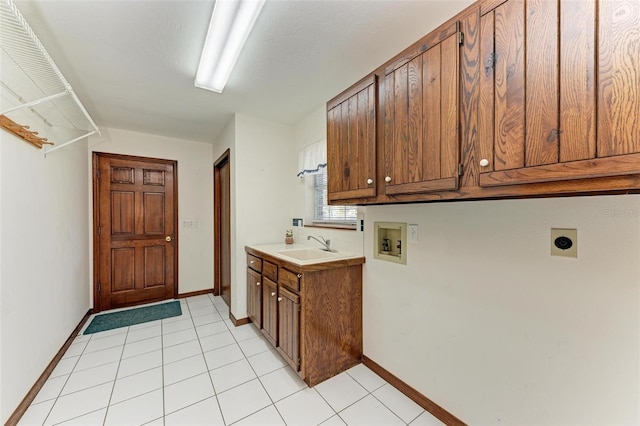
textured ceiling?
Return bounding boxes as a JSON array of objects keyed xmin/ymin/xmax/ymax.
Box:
[{"xmin": 14, "ymin": 0, "xmax": 474, "ymax": 143}]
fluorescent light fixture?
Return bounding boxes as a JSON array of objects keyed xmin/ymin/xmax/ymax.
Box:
[{"xmin": 195, "ymin": 0, "xmax": 266, "ymax": 93}]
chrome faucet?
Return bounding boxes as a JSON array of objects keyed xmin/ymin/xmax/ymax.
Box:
[{"xmin": 307, "ymin": 235, "xmax": 336, "ymax": 252}]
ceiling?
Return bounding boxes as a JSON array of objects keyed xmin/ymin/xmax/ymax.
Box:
[{"xmin": 14, "ymin": 0, "xmax": 474, "ymax": 143}]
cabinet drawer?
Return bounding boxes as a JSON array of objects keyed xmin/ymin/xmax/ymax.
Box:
[
  {"xmin": 247, "ymin": 254, "xmax": 262, "ymax": 272},
  {"xmin": 279, "ymin": 268, "xmax": 301, "ymax": 292},
  {"xmin": 263, "ymin": 261, "xmax": 278, "ymax": 282}
]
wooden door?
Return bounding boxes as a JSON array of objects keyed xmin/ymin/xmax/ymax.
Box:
[
  {"xmin": 246, "ymin": 268, "xmax": 262, "ymax": 328},
  {"xmin": 262, "ymin": 277, "xmax": 278, "ymax": 346},
  {"xmin": 327, "ymin": 75, "xmax": 377, "ymax": 202},
  {"xmin": 478, "ymin": 0, "xmax": 640, "ymax": 187},
  {"xmin": 383, "ymin": 23, "xmax": 460, "ymax": 195},
  {"xmin": 214, "ymin": 150, "xmax": 231, "ymax": 307},
  {"xmin": 94, "ymin": 153, "xmax": 177, "ymax": 312},
  {"xmin": 277, "ymin": 286, "xmax": 300, "ymax": 371}
]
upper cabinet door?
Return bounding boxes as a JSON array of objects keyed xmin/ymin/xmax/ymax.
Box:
[
  {"xmin": 478, "ymin": 0, "xmax": 640, "ymax": 187},
  {"xmin": 383, "ymin": 24, "xmax": 461, "ymax": 195},
  {"xmin": 326, "ymin": 76, "xmax": 377, "ymax": 202}
]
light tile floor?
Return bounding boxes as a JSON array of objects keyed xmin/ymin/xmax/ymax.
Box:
[{"xmin": 19, "ymin": 294, "xmax": 444, "ymax": 426}]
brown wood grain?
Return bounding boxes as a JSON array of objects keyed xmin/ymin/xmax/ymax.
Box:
[
  {"xmin": 327, "ymin": 106, "xmax": 341, "ymax": 194},
  {"xmin": 394, "ymin": 64, "xmax": 410, "ymax": 185},
  {"xmin": 229, "ymin": 312, "xmax": 251, "ymax": 327},
  {"xmin": 176, "ymin": 289, "xmax": 213, "ymax": 298},
  {"xmin": 423, "ymin": 45, "xmax": 442, "ymax": 181},
  {"xmin": 5, "ymin": 310, "xmax": 92, "ymax": 426},
  {"xmin": 279, "ymin": 268, "xmax": 301, "ymax": 292},
  {"xmin": 598, "ymin": 0, "xmax": 640, "ymax": 157},
  {"xmin": 480, "ymin": 0, "xmax": 509, "ymax": 16},
  {"xmin": 261, "ymin": 277, "xmax": 278, "ymax": 346},
  {"xmin": 348, "ymin": 96, "xmax": 359, "ymax": 190},
  {"xmin": 493, "ymin": 0, "xmax": 525, "ymax": 171},
  {"xmin": 384, "ymin": 74, "xmax": 395, "ymax": 187},
  {"xmin": 478, "ymin": 11, "xmax": 496, "ymax": 174},
  {"xmin": 301, "ymin": 265, "xmax": 362, "ymax": 387},
  {"xmin": 327, "ymin": 74, "xmax": 376, "ymax": 110},
  {"xmin": 384, "ymin": 177, "xmax": 458, "ymax": 195},
  {"xmin": 362, "ymin": 356, "xmax": 467, "ymax": 426},
  {"xmin": 440, "ymin": 34, "xmax": 459, "ymax": 179},
  {"xmin": 367, "ymin": 84, "xmax": 377, "ymax": 188},
  {"xmin": 559, "ymin": 0, "xmax": 596, "ymax": 162},
  {"xmin": 480, "ymin": 152, "xmax": 640, "ymax": 187},
  {"xmin": 340, "ymin": 100, "xmax": 350, "ymax": 192},
  {"xmin": 277, "ymin": 286, "xmax": 300, "ymax": 371},
  {"xmin": 460, "ymin": 7, "xmax": 481, "ymax": 188},
  {"xmin": 247, "ymin": 267, "xmax": 262, "ymax": 327},
  {"xmin": 384, "ymin": 20, "xmax": 459, "ymax": 75},
  {"xmin": 262, "ymin": 261, "xmax": 277, "ymax": 282},
  {"xmin": 214, "ymin": 150, "xmax": 230, "ymax": 303},
  {"xmin": 94, "ymin": 153, "xmax": 177, "ymax": 312},
  {"xmin": 525, "ymin": 0, "xmax": 559, "ymax": 167},
  {"xmin": 408, "ymin": 55, "xmax": 424, "ymax": 183},
  {"xmin": 247, "ymin": 253, "xmax": 262, "ymax": 272}
]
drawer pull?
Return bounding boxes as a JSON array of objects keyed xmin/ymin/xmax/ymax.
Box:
[
  {"xmin": 480, "ymin": 159, "xmax": 490, "ymax": 167},
  {"xmin": 366, "ymin": 178, "xmax": 373, "ymax": 185},
  {"xmin": 385, "ymin": 176, "xmax": 392, "ymax": 183},
  {"xmin": 271, "ymin": 292, "xmax": 276, "ymax": 297},
  {"xmin": 277, "ymin": 297, "xmax": 282, "ymax": 302},
  {"xmin": 250, "ymin": 260, "xmax": 254, "ymax": 264},
  {"xmin": 256, "ymin": 282, "xmax": 261, "ymax": 286}
]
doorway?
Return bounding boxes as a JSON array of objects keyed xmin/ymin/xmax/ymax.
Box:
[
  {"xmin": 92, "ymin": 152, "xmax": 178, "ymax": 312},
  {"xmin": 214, "ymin": 149, "xmax": 231, "ymax": 308}
]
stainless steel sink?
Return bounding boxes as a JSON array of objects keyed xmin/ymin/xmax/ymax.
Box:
[{"xmin": 276, "ymin": 249, "xmax": 339, "ymax": 261}]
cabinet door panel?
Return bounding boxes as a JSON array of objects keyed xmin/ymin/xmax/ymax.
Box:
[
  {"xmin": 560, "ymin": 0, "xmax": 596, "ymax": 162},
  {"xmin": 261, "ymin": 278, "xmax": 278, "ymax": 346},
  {"xmin": 277, "ymin": 286, "xmax": 300, "ymax": 372},
  {"xmin": 393, "ymin": 63, "xmax": 410, "ymax": 185},
  {"xmin": 423, "ymin": 46, "xmax": 441, "ymax": 181},
  {"xmin": 598, "ymin": 0, "xmax": 640, "ymax": 157},
  {"xmin": 440, "ymin": 34, "xmax": 460, "ymax": 179},
  {"xmin": 246, "ymin": 268, "xmax": 261, "ymax": 328},
  {"xmin": 525, "ymin": 0, "xmax": 559, "ymax": 167},
  {"xmin": 327, "ymin": 77, "xmax": 377, "ymax": 201},
  {"xmin": 493, "ymin": 0, "xmax": 525, "ymax": 171}
]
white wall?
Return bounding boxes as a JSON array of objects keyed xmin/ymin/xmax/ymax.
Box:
[
  {"xmin": 363, "ymin": 196, "xmax": 640, "ymax": 425},
  {"xmin": 88, "ymin": 127, "xmax": 214, "ymax": 296},
  {"xmin": 0, "ymin": 133, "xmax": 90, "ymax": 423}
]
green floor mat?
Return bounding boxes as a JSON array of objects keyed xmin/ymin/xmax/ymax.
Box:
[{"xmin": 83, "ymin": 301, "xmax": 182, "ymax": 334}]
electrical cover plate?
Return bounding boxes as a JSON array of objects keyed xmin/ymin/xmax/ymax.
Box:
[{"xmin": 551, "ymin": 228, "xmax": 577, "ymax": 258}]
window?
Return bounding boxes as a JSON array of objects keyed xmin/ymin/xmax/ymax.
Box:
[{"xmin": 313, "ymin": 168, "xmax": 357, "ymax": 225}]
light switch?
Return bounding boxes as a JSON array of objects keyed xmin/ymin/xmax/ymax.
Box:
[
  {"xmin": 408, "ymin": 224, "xmax": 418, "ymax": 242},
  {"xmin": 551, "ymin": 228, "xmax": 577, "ymax": 258}
]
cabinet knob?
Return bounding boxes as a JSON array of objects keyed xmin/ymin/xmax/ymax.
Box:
[
  {"xmin": 277, "ymin": 297, "xmax": 282, "ymax": 302},
  {"xmin": 256, "ymin": 282, "xmax": 261, "ymax": 286},
  {"xmin": 385, "ymin": 176, "xmax": 392, "ymax": 183},
  {"xmin": 297, "ymin": 274, "xmax": 302, "ymax": 278},
  {"xmin": 366, "ymin": 178, "xmax": 373, "ymax": 185},
  {"xmin": 271, "ymin": 292, "xmax": 276, "ymax": 297},
  {"xmin": 479, "ymin": 159, "xmax": 490, "ymax": 167},
  {"xmin": 250, "ymin": 260, "xmax": 254, "ymax": 264}
]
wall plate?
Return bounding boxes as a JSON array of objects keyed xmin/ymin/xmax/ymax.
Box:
[{"xmin": 551, "ymin": 228, "xmax": 577, "ymax": 258}]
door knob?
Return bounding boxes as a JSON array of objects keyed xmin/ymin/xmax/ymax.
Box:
[{"xmin": 165, "ymin": 236, "xmax": 172, "ymax": 242}]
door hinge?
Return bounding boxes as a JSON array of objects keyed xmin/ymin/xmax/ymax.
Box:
[
  {"xmin": 458, "ymin": 164, "xmax": 464, "ymax": 176},
  {"xmin": 458, "ymin": 32, "xmax": 464, "ymax": 45}
]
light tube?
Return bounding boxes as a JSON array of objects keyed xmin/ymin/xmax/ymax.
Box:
[{"xmin": 195, "ymin": 0, "xmax": 266, "ymax": 93}]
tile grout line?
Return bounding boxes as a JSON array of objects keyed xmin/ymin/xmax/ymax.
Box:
[{"xmin": 101, "ymin": 326, "xmax": 130, "ymax": 425}]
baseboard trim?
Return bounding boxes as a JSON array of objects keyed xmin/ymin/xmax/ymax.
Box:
[
  {"xmin": 6, "ymin": 309, "xmax": 93, "ymax": 426},
  {"xmin": 362, "ymin": 355, "xmax": 466, "ymax": 426},
  {"xmin": 176, "ymin": 288, "xmax": 213, "ymax": 299},
  {"xmin": 229, "ymin": 312, "xmax": 250, "ymax": 326}
]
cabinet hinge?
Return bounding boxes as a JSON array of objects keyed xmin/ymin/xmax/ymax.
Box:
[
  {"xmin": 97, "ymin": 170, "xmax": 101, "ymax": 178},
  {"xmin": 485, "ymin": 53, "xmax": 497, "ymax": 75},
  {"xmin": 298, "ymin": 305, "xmax": 301, "ymax": 312},
  {"xmin": 458, "ymin": 32, "xmax": 464, "ymax": 45},
  {"xmin": 98, "ymin": 226, "xmax": 102, "ymax": 235},
  {"xmin": 297, "ymin": 357, "xmax": 301, "ymax": 366},
  {"xmin": 458, "ymin": 164, "xmax": 464, "ymax": 176},
  {"xmin": 98, "ymin": 282, "xmax": 101, "ymax": 292}
]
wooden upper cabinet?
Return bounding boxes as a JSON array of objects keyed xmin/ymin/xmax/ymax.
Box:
[
  {"xmin": 327, "ymin": 75, "xmax": 377, "ymax": 202},
  {"xmin": 383, "ymin": 22, "xmax": 461, "ymax": 195},
  {"xmin": 478, "ymin": 0, "xmax": 640, "ymax": 187}
]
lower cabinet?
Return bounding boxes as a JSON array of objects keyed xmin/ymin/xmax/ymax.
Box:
[
  {"xmin": 262, "ymin": 277, "xmax": 278, "ymax": 346},
  {"xmin": 277, "ymin": 286, "xmax": 300, "ymax": 371},
  {"xmin": 246, "ymin": 267, "xmax": 262, "ymax": 327},
  {"xmin": 246, "ymin": 246, "xmax": 364, "ymax": 387}
]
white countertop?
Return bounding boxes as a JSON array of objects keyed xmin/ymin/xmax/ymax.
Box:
[{"xmin": 246, "ymin": 242, "xmax": 364, "ymax": 266}]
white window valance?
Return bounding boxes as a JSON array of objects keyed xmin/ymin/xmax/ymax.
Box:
[{"xmin": 297, "ymin": 139, "xmax": 327, "ymax": 177}]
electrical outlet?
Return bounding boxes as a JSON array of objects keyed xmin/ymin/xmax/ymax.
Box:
[
  {"xmin": 551, "ymin": 228, "xmax": 577, "ymax": 258},
  {"xmin": 408, "ymin": 224, "xmax": 418, "ymax": 242}
]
